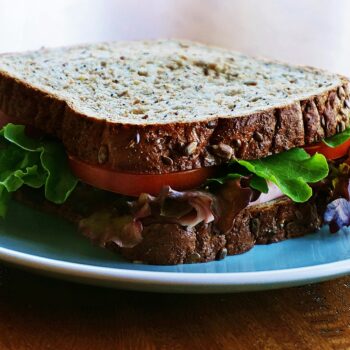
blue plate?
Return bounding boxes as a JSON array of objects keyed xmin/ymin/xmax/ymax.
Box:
[{"xmin": 1, "ymin": 200, "xmax": 350, "ymax": 293}]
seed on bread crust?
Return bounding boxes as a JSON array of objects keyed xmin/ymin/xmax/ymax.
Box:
[
  {"xmin": 184, "ymin": 141, "xmax": 198, "ymax": 156},
  {"xmin": 216, "ymin": 248, "xmax": 227, "ymax": 260},
  {"xmin": 211, "ymin": 143, "xmax": 233, "ymax": 159},
  {"xmin": 250, "ymin": 218, "xmax": 260, "ymax": 235},
  {"xmin": 187, "ymin": 252, "xmax": 201, "ymax": 263},
  {"xmin": 203, "ymin": 151, "xmax": 216, "ymax": 166},
  {"xmin": 232, "ymin": 139, "xmax": 242, "ymax": 148},
  {"xmin": 97, "ymin": 145, "xmax": 109, "ymax": 164},
  {"xmin": 336, "ymin": 121, "xmax": 346, "ymax": 133},
  {"xmin": 161, "ymin": 155, "xmax": 173, "ymax": 165},
  {"xmin": 206, "ymin": 120, "xmax": 217, "ymax": 129},
  {"xmin": 253, "ymin": 131, "xmax": 264, "ymax": 142},
  {"xmin": 340, "ymin": 108, "xmax": 348, "ymax": 117},
  {"xmin": 338, "ymin": 86, "xmax": 346, "ymax": 99}
]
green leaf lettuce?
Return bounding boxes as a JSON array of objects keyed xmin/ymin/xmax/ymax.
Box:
[
  {"xmin": 323, "ymin": 128, "xmax": 350, "ymax": 148},
  {"xmin": 238, "ymin": 148, "xmax": 329, "ymax": 202},
  {"xmin": 208, "ymin": 148, "xmax": 329, "ymax": 203},
  {"xmin": 0, "ymin": 124, "xmax": 78, "ymax": 217}
]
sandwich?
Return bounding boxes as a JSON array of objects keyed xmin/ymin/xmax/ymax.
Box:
[{"xmin": 0, "ymin": 40, "xmax": 350, "ymax": 265}]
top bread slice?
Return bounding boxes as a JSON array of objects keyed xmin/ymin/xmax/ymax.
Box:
[{"xmin": 0, "ymin": 40, "xmax": 349, "ymax": 174}]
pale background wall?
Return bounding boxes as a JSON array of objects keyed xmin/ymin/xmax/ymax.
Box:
[{"xmin": 0, "ymin": 0, "xmax": 349, "ymax": 75}]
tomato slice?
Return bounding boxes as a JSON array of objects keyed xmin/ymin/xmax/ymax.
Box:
[
  {"xmin": 68, "ymin": 155, "xmax": 216, "ymax": 197},
  {"xmin": 304, "ymin": 138, "xmax": 350, "ymax": 160}
]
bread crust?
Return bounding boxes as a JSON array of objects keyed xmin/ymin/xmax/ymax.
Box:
[{"xmin": 0, "ymin": 63, "xmax": 349, "ymax": 174}]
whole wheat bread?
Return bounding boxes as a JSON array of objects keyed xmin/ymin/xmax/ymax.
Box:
[
  {"xmin": 14, "ymin": 186, "xmax": 326, "ymax": 265},
  {"xmin": 0, "ymin": 40, "xmax": 349, "ymax": 174}
]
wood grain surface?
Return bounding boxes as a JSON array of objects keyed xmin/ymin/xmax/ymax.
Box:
[{"xmin": 0, "ymin": 266, "xmax": 349, "ymax": 349}]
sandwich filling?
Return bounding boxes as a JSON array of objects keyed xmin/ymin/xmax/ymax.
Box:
[{"xmin": 1, "ymin": 114, "xmax": 350, "ymax": 249}]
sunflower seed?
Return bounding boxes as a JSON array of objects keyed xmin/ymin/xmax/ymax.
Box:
[
  {"xmin": 340, "ymin": 108, "xmax": 349, "ymax": 117},
  {"xmin": 340, "ymin": 120, "xmax": 346, "ymax": 132},
  {"xmin": 207, "ymin": 120, "xmax": 217, "ymax": 129},
  {"xmin": 250, "ymin": 218, "xmax": 260, "ymax": 235},
  {"xmin": 161, "ymin": 155, "xmax": 173, "ymax": 165},
  {"xmin": 336, "ymin": 121, "xmax": 346, "ymax": 133},
  {"xmin": 184, "ymin": 141, "xmax": 198, "ymax": 156},
  {"xmin": 216, "ymin": 248, "xmax": 227, "ymax": 261},
  {"xmin": 204, "ymin": 152, "xmax": 216, "ymax": 165},
  {"xmin": 338, "ymin": 86, "xmax": 346, "ymax": 99},
  {"xmin": 188, "ymin": 252, "xmax": 201, "ymax": 263},
  {"xmin": 253, "ymin": 131, "xmax": 264, "ymax": 142},
  {"xmin": 233, "ymin": 139, "xmax": 242, "ymax": 148},
  {"xmin": 97, "ymin": 145, "xmax": 109, "ymax": 164},
  {"xmin": 211, "ymin": 144, "xmax": 233, "ymax": 159},
  {"xmin": 135, "ymin": 132, "xmax": 140, "ymax": 144}
]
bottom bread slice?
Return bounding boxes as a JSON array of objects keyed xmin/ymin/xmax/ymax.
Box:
[
  {"xmin": 118, "ymin": 197, "xmax": 323, "ymax": 264},
  {"xmin": 13, "ymin": 187, "xmax": 326, "ymax": 265}
]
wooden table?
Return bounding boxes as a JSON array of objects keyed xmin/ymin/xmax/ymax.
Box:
[{"xmin": 0, "ymin": 266, "xmax": 349, "ymax": 349}]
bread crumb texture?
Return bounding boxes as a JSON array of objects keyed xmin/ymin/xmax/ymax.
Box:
[{"xmin": 0, "ymin": 40, "xmax": 342, "ymax": 125}]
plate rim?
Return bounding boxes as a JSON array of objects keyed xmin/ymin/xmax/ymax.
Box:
[{"xmin": 1, "ymin": 246, "xmax": 350, "ymax": 289}]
